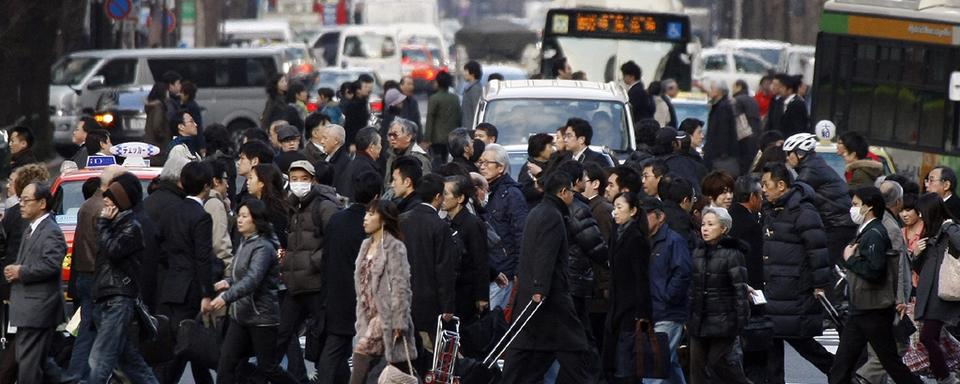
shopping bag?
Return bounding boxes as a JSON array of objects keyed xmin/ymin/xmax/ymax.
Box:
[
  {"xmin": 635, "ymin": 320, "xmax": 670, "ymax": 379},
  {"xmin": 903, "ymin": 326, "xmax": 960, "ymax": 375}
]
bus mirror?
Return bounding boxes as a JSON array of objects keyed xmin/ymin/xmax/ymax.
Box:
[{"xmin": 950, "ymin": 72, "xmax": 960, "ymax": 101}]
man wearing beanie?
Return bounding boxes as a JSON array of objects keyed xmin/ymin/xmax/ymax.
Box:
[{"xmin": 85, "ymin": 172, "xmax": 158, "ymax": 383}]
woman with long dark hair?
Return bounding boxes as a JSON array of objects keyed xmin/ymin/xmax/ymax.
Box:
[
  {"xmin": 350, "ymin": 199, "xmax": 416, "ymax": 383},
  {"xmin": 913, "ymin": 193, "xmax": 960, "ymax": 383},
  {"xmin": 209, "ymin": 199, "xmax": 298, "ymax": 384},
  {"xmin": 246, "ymin": 164, "xmax": 291, "ymax": 249},
  {"xmin": 261, "ymin": 73, "xmax": 289, "ymax": 130}
]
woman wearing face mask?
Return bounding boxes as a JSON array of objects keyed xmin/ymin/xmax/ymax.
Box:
[
  {"xmin": 601, "ymin": 191, "xmax": 652, "ymax": 382},
  {"xmin": 351, "ymin": 199, "xmax": 417, "ymax": 383},
  {"xmin": 687, "ymin": 206, "xmax": 751, "ymax": 384},
  {"xmin": 441, "ymin": 175, "xmax": 489, "ymax": 324},
  {"xmin": 247, "ymin": 164, "xmax": 292, "ymax": 250},
  {"xmin": 209, "ymin": 199, "xmax": 299, "ymax": 384},
  {"xmin": 830, "ymin": 187, "xmax": 921, "ymax": 384},
  {"xmin": 911, "ymin": 193, "xmax": 960, "ymax": 384}
]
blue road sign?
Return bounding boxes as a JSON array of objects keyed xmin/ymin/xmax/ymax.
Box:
[{"xmin": 104, "ymin": 0, "xmax": 133, "ymax": 20}]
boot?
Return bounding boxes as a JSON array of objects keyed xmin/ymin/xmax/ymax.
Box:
[{"xmin": 939, "ymin": 373, "xmax": 959, "ymax": 384}]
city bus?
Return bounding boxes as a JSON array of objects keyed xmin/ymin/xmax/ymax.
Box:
[
  {"xmin": 811, "ymin": 0, "xmax": 960, "ymax": 179},
  {"xmin": 540, "ymin": 8, "xmax": 694, "ymax": 89}
]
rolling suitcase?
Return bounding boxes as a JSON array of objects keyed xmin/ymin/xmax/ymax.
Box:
[{"xmin": 482, "ymin": 299, "xmax": 543, "ymax": 370}]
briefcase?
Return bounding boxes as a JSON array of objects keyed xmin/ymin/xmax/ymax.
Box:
[
  {"xmin": 740, "ymin": 316, "xmax": 774, "ymax": 352},
  {"xmin": 635, "ymin": 320, "xmax": 670, "ymax": 379},
  {"xmin": 138, "ymin": 314, "xmax": 175, "ymax": 364},
  {"xmin": 174, "ymin": 315, "xmax": 221, "ymax": 370}
]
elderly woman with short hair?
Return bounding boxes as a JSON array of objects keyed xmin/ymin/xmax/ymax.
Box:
[{"xmin": 688, "ymin": 207, "xmax": 751, "ymax": 384}]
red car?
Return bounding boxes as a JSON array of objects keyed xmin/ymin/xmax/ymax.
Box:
[
  {"xmin": 402, "ymin": 45, "xmax": 447, "ymax": 90},
  {"xmin": 51, "ymin": 166, "xmax": 161, "ymax": 286}
]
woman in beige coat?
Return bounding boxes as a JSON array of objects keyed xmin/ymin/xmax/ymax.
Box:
[{"xmin": 351, "ymin": 199, "xmax": 417, "ymax": 383}]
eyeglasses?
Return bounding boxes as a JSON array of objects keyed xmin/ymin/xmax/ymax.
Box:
[
  {"xmin": 477, "ymin": 160, "xmax": 500, "ymax": 168},
  {"xmin": 926, "ymin": 177, "xmax": 941, "ymax": 183},
  {"xmin": 19, "ymin": 197, "xmax": 38, "ymax": 204},
  {"xmin": 387, "ymin": 132, "xmax": 400, "ymax": 139}
]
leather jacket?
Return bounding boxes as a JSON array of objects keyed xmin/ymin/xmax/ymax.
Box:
[
  {"xmin": 222, "ymin": 234, "xmax": 282, "ymax": 326},
  {"xmin": 93, "ymin": 210, "xmax": 145, "ymax": 300}
]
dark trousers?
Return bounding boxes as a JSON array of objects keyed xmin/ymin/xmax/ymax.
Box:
[
  {"xmin": 278, "ymin": 291, "xmax": 308, "ymax": 382},
  {"xmin": 743, "ymin": 350, "xmax": 767, "ymax": 384},
  {"xmin": 500, "ymin": 349, "xmax": 594, "ymax": 384},
  {"xmin": 0, "ymin": 334, "xmax": 15, "ymax": 384},
  {"xmin": 314, "ymin": 333, "xmax": 353, "ymax": 384},
  {"xmin": 158, "ymin": 303, "xmax": 213, "ymax": 384},
  {"xmin": 571, "ymin": 296, "xmax": 602, "ymax": 381},
  {"xmin": 15, "ymin": 326, "xmax": 54, "ymax": 384},
  {"xmin": 688, "ymin": 336, "xmax": 751, "ymax": 384},
  {"xmin": 829, "ymin": 309, "xmax": 921, "ymax": 384},
  {"xmin": 920, "ymin": 319, "xmax": 951, "ymax": 379},
  {"xmin": 277, "ymin": 292, "xmax": 324, "ymax": 368},
  {"xmin": 767, "ymin": 337, "xmax": 834, "ymax": 384},
  {"xmin": 88, "ymin": 295, "xmax": 158, "ymax": 384},
  {"xmin": 430, "ymin": 143, "xmax": 448, "ymax": 169},
  {"xmin": 217, "ymin": 318, "xmax": 299, "ymax": 384}
]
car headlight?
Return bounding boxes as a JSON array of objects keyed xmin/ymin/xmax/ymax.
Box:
[{"xmin": 95, "ymin": 112, "xmax": 114, "ymax": 126}]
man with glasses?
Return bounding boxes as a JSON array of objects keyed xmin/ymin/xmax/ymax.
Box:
[
  {"xmin": 925, "ymin": 166, "xmax": 960, "ymax": 218},
  {"xmin": 383, "ymin": 118, "xmax": 431, "ymax": 194},
  {"xmin": 479, "ymin": 144, "xmax": 528, "ymax": 311},
  {"xmin": 6, "ymin": 182, "xmax": 67, "ymax": 384}
]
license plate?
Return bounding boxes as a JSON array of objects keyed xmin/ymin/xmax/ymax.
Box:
[{"xmin": 127, "ymin": 118, "xmax": 145, "ymax": 130}]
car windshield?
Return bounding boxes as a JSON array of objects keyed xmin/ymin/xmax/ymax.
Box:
[
  {"xmin": 482, "ymin": 98, "xmax": 629, "ymax": 150},
  {"xmin": 53, "ymin": 178, "xmax": 152, "ymax": 225},
  {"xmin": 312, "ymin": 72, "xmax": 382, "ymax": 95},
  {"xmin": 403, "ymin": 49, "xmax": 430, "ymax": 63},
  {"xmin": 674, "ymin": 101, "xmax": 710, "ymax": 131},
  {"xmin": 50, "ymin": 57, "xmax": 100, "ymax": 86},
  {"xmin": 741, "ymin": 48, "xmax": 782, "ymax": 67}
]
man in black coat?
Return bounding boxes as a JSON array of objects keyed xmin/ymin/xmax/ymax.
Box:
[
  {"xmin": 318, "ymin": 171, "xmax": 382, "ymax": 383},
  {"xmin": 337, "ymin": 127, "xmax": 382, "ymax": 201},
  {"xmin": 729, "ymin": 175, "xmax": 767, "ymax": 383},
  {"xmin": 925, "ymin": 166, "xmax": 960, "ymax": 218},
  {"xmin": 704, "ymin": 82, "xmax": 739, "ymax": 175},
  {"xmin": 767, "ymin": 74, "xmax": 810, "ymax": 138},
  {"xmin": 500, "ymin": 172, "xmax": 593, "ymax": 383},
  {"xmin": 399, "ymin": 173, "xmax": 459, "ymax": 370},
  {"xmin": 621, "ymin": 61, "xmax": 655, "ymax": 122},
  {"xmin": 562, "ymin": 118, "xmax": 614, "ymax": 168},
  {"xmin": 156, "ymin": 162, "xmax": 216, "ymax": 384},
  {"xmin": 341, "ymin": 81, "xmax": 371, "ymax": 148},
  {"xmin": 763, "ymin": 77, "xmax": 785, "ymax": 133}
]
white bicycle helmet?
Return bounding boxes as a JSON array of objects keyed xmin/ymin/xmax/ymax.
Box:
[{"xmin": 782, "ymin": 133, "xmax": 818, "ymax": 153}]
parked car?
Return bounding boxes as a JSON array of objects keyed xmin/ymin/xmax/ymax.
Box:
[
  {"xmin": 402, "ymin": 44, "xmax": 447, "ymax": 90},
  {"xmin": 697, "ymin": 48, "xmax": 773, "ymax": 95},
  {"xmin": 475, "ymin": 79, "xmax": 634, "ymax": 175}
]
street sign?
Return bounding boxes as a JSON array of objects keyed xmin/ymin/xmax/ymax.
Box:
[
  {"xmin": 104, "ymin": 0, "xmax": 133, "ymax": 20},
  {"xmin": 165, "ymin": 11, "xmax": 176, "ymax": 34}
]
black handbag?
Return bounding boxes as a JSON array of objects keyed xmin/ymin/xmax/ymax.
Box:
[
  {"xmin": 134, "ymin": 298, "xmax": 159, "ymax": 341},
  {"xmin": 174, "ymin": 314, "xmax": 221, "ymax": 370},
  {"xmin": 137, "ymin": 314, "xmax": 175, "ymax": 364},
  {"xmin": 740, "ymin": 316, "xmax": 775, "ymax": 352},
  {"xmin": 635, "ymin": 320, "xmax": 670, "ymax": 379}
]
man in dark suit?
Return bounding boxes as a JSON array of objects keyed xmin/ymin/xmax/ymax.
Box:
[
  {"xmin": 763, "ymin": 78, "xmax": 785, "ymax": 134},
  {"xmin": 500, "ymin": 172, "xmax": 592, "ymax": 383},
  {"xmin": 301, "ymin": 113, "xmax": 330, "ymax": 165},
  {"xmin": 778, "ymin": 74, "xmax": 810, "ymax": 138},
  {"xmin": 5, "ymin": 182, "xmax": 67, "ymax": 384},
  {"xmin": 399, "ymin": 173, "xmax": 458, "ymax": 371},
  {"xmin": 318, "ymin": 171, "xmax": 382, "ymax": 383},
  {"xmin": 337, "ymin": 127, "xmax": 382, "ymax": 201},
  {"xmin": 563, "ymin": 118, "xmax": 614, "ymax": 168},
  {"xmin": 926, "ymin": 166, "xmax": 960, "ymax": 218},
  {"xmin": 621, "ymin": 60, "xmax": 655, "ymax": 122},
  {"xmin": 321, "ymin": 124, "xmax": 351, "ymax": 188},
  {"xmin": 156, "ymin": 162, "xmax": 216, "ymax": 384}
]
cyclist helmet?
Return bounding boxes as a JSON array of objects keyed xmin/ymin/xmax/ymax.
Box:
[{"xmin": 782, "ymin": 133, "xmax": 818, "ymax": 153}]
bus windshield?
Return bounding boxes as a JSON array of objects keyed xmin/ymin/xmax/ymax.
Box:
[{"xmin": 548, "ymin": 37, "xmax": 681, "ymax": 85}]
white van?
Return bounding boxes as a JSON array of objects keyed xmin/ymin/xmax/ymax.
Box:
[
  {"xmin": 49, "ymin": 47, "xmax": 285, "ymax": 149},
  {"xmin": 311, "ymin": 26, "xmax": 403, "ymax": 82}
]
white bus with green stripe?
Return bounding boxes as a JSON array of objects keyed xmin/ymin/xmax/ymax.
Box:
[{"xmin": 812, "ymin": 0, "xmax": 960, "ymax": 180}]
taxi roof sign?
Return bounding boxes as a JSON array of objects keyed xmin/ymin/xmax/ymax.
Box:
[
  {"xmin": 110, "ymin": 142, "xmax": 159, "ymax": 168},
  {"xmin": 85, "ymin": 155, "xmax": 117, "ymax": 168}
]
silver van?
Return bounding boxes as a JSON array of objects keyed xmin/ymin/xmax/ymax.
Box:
[{"xmin": 49, "ymin": 47, "xmax": 284, "ymax": 150}]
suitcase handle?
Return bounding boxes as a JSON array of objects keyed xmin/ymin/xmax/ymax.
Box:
[{"xmin": 482, "ymin": 299, "xmax": 543, "ymax": 369}]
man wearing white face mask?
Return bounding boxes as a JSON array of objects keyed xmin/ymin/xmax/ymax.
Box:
[{"xmin": 277, "ymin": 160, "xmax": 344, "ymax": 374}]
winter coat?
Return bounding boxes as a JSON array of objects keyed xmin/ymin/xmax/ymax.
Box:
[
  {"xmin": 204, "ymin": 190, "xmax": 234, "ymax": 279},
  {"xmin": 260, "ymin": 95, "xmax": 288, "ymax": 131},
  {"xmin": 73, "ymin": 191, "xmax": 104, "ymax": 274},
  {"xmin": 588, "ymin": 195, "xmax": 614, "ymax": 242},
  {"xmin": 157, "ymin": 198, "xmax": 215, "ymax": 307},
  {"xmin": 761, "ymin": 183, "xmax": 832, "ymax": 338},
  {"xmin": 0, "ymin": 204, "xmax": 24, "ymax": 300},
  {"xmin": 144, "ymin": 99, "xmax": 169, "ymax": 165},
  {"xmin": 93, "ymin": 210, "xmax": 145, "ymax": 300},
  {"xmin": 602, "ymin": 219, "xmax": 652, "ymax": 371},
  {"xmin": 518, "ymin": 157, "xmax": 547, "ymax": 210},
  {"xmin": 566, "ymin": 195, "xmax": 608, "ymax": 298},
  {"xmin": 663, "ymin": 200, "xmax": 696, "ymax": 247},
  {"xmin": 704, "ymin": 96, "xmax": 739, "ymax": 168},
  {"xmin": 342, "ymin": 97, "xmax": 370, "ymax": 147},
  {"xmin": 733, "ymin": 91, "xmax": 762, "ymax": 136},
  {"xmin": 323, "ymin": 204, "xmax": 365, "ymax": 336},
  {"xmin": 841, "ymin": 218, "xmax": 897, "ymax": 312},
  {"xmin": 795, "ymin": 153, "xmax": 855, "ymax": 229},
  {"xmin": 661, "ymin": 151, "xmax": 707, "ymax": 196},
  {"xmin": 649, "ymin": 225, "xmax": 691, "ymax": 323},
  {"xmin": 914, "ymin": 221, "xmax": 960, "ymax": 323},
  {"xmin": 461, "ymin": 81, "xmax": 482, "ymax": 128},
  {"xmin": 282, "ymin": 184, "xmax": 342, "ymax": 295},
  {"xmin": 383, "ymin": 143, "xmax": 431, "ymax": 189},
  {"xmin": 688, "ymin": 236, "xmax": 750, "ymax": 338},
  {"xmin": 398, "ymin": 97, "xmax": 421, "ymax": 133},
  {"xmin": 221, "ymin": 234, "xmax": 282, "ymax": 327},
  {"xmin": 729, "ymin": 203, "xmax": 764, "ymax": 289},
  {"xmin": 449, "ymin": 210, "xmax": 490, "ymax": 320},
  {"xmin": 780, "ymin": 95, "xmax": 810, "ymax": 138},
  {"xmin": 426, "ymin": 89, "xmax": 461, "ymax": 144},
  {"xmin": 354, "ymin": 233, "xmax": 418, "ymax": 363},
  {"xmin": 143, "ymin": 180, "xmax": 184, "ymax": 229},
  {"xmin": 399, "ymin": 204, "xmax": 458, "ymax": 330},
  {"xmin": 846, "ymin": 159, "xmax": 883, "ymax": 189},
  {"xmin": 764, "ymin": 96, "xmax": 784, "ymax": 133},
  {"xmin": 627, "ymin": 82, "xmax": 655, "ymax": 121},
  {"xmin": 512, "ymin": 195, "xmax": 588, "ymax": 351},
  {"xmin": 320, "ymin": 102, "xmax": 343, "ymax": 125},
  {"xmin": 483, "ymin": 174, "xmax": 529, "ymax": 278},
  {"xmin": 337, "ymin": 153, "xmax": 381, "ymax": 202}
]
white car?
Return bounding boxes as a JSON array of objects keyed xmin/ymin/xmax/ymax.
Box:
[
  {"xmin": 715, "ymin": 39, "xmax": 791, "ymax": 68},
  {"xmin": 697, "ymin": 48, "xmax": 773, "ymax": 94}
]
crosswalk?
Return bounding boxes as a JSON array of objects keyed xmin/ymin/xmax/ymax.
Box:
[{"xmin": 814, "ymin": 329, "xmax": 841, "ymax": 354}]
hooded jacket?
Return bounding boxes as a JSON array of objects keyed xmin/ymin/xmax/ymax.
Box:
[
  {"xmin": 282, "ymin": 184, "xmax": 343, "ymax": 295},
  {"xmin": 483, "ymin": 174, "xmax": 529, "ymax": 278},
  {"xmin": 761, "ymin": 183, "xmax": 833, "ymax": 338},
  {"xmin": 795, "ymin": 153, "xmax": 855, "ymax": 229},
  {"xmin": 846, "ymin": 159, "xmax": 883, "ymax": 189}
]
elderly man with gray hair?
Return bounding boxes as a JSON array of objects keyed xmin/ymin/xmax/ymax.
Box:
[
  {"xmin": 448, "ymin": 128, "xmax": 478, "ymax": 173},
  {"xmin": 384, "ymin": 117, "xmax": 431, "ymax": 191},
  {"xmin": 704, "ymin": 80, "xmax": 740, "ymax": 176},
  {"xmin": 320, "ymin": 124, "xmax": 350, "ymax": 189}
]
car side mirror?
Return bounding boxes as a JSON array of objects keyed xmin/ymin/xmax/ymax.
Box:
[{"xmin": 87, "ymin": 75, "xmax": 106, "ymax": 90}]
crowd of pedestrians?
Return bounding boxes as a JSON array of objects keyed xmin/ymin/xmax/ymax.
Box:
[{"xmin": 2, "ymin": 62, "xmax": 960, "ymax": 384}]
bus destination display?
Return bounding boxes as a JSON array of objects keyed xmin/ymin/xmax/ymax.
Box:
[
  {"xmin": 548, "ymin": 10, "xmax": 687, "ymax": 40},
  {"xmin": 576, "ymin": 12, "xmax": 657, "ymax": 35}
]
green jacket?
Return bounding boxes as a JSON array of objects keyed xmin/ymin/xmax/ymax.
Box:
[
  {"xmin": 842, "ymin": 218, "xmax": 897, "ymax": 311},
  {"xmin": 425, "ymin": 89, "xmax": 462, "ymax": 144}
]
